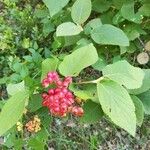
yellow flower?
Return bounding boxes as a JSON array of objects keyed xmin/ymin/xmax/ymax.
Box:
[{"xmin": 16, "ymin": 122, "xmax": 23, "ymax": 132}]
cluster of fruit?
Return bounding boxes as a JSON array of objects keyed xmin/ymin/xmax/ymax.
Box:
[{"xmin": 42, "ymin": 71, "xmax": 84, "ymax": 117}]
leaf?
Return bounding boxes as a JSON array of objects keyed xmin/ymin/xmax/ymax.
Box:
[
  {"xmin": 131, "ymin": 96, "xmax": 144, "ymax": 126},
  {"xmin": 42, "ymin": 0, "xmax": 69, "ymax": 17},
  {"xmin": 97, "ymin": 80, "xmax": 136, "ymax": 136},
  {"xmin": 80, "ymin": 100, "xmax": 103, "ymax": 123},
  {"xmin": 69, "ymin": 84, "xmax": 99, "ymax": 103},
  {"xmin": 92, "ymin": 0, "xmax": 112, "ymax": 13},
  {"xmin": 0, "ymin": 90, "xmax": 29, "ymax": 136},
  {"xmin": 139, "ymin": 4, "xmax": 150, "ymax": 17},
  {"xmin": 121, "ymin": 0, "xmax": 142, "ymax": 24},
  {"xmin": 92, "ymin": 57, "xmax": 107, "ymax": 71},
  {"xmin": 129, "ymin": 69, "xmax": 150, "ymax": 94},
  {"xmin": 84, "ymin": 18, "xmax": 102, "ymax": 35},
  {"xmin": 28, "ymin": 137, "xmax": 45, "ymax": 150},
  {"xmin": 27, "ymin": 94, "xmax": 42, "ymax": 112},
  {"xmin": 71, "ymin": 0, "xmax": 91, "ymax": 24},
  {"xmin": 56, "ymin": 22, "xmax": 83, "ymax": 37},
  {"xmin": 123, "ymin": 24, "xmax": 146, "ymax": 41},
  {"xmin": 7, "ymin": 81, "xmax": 25, "ymax": 96},
  {"xmin": 138, "ymin": 90, "xmax": 150, "ymax": 115},
  {"xmin": 41, "ymin": 58, "xmax": 59, "ymax": 81},
  {"xmin": 102, "ymin": 60, "xmax": 144, "ymax": 89},
  {"xmin": 59, "ymin": 43, "xmax": 98, "ymax": 76},
  {"xmin": 91, "ymin": 24, "xmax": 129, "ymax": 46}
]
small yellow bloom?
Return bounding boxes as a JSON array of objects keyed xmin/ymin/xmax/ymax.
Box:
[{"xmin": 16, "ymin": 122, "xmax": 23, "ymax": 132}]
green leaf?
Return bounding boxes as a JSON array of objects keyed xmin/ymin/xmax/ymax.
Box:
[
  {"xmin": 92, "ymin": 57, "xmax": 107, "ymax": 71},
  {"xmin": 97, "ymin": 80, "xmax": 136, "ymax": 136},
  {"xmin": 69, "ymin": 84, "xmax": 99, "ymax": 103},
  {"xmin": 129, "ymin": 69, "xmax": 150, "ymax": 94},
  {"xmin": 91, "ymin": 24, "xmax": 129, "ymax": 46},
  {"xmin": 84, "ymin": 18, "xmax": 102, "ymax": 35},
  {"xmin": 123, "ymin": 24, "xmax": 146, "ymax": 41},
  {"xmin": 92, "ymin": 0, "xmax": 112, "ymax": 13},
  {"xmin": 27, "ymin": 94, "xmax": 42, "ymax": 112},
  {"xmin": 0, "ymin": 90, "xmax": 29, "ymax": 136},
  {"xmin": 7, "ymin": 81, "xmax": 25, "ymax": 96},
  {"xmin": 56, "ymin": 22, "xmax": 83, "ymax": 36},
  {"xmin": 131, "ymin": 96, "xmax": 144, "ymax": 126},
  {"xmin": 80, "ymin": 100, "xmax": 103, "ymax": 123},
  {"xmin": 138, "ymin": 90, "xmax": 150, "ymax": 115},
  {"xmin": 71, "ymin": 0, "xmax": 91, "ymax": 24},
  {"xmin": 102, "ymin": 60, "xmax": 144, "ymax": 89},
  {"xmin": 41, "ymin": 58, "xmax": 59, "ymax": 81},
  {"xmin": 139, "ymin": 4, "xmax": 150, "ymax": 16},
  {"xmin": 59, "ymin": 43, "xmax": 98, "ymax": 76},
  {"xmin": 28, "ymin": 137, "xmax": 45, "ymax": 150},
  {"xmin": 42, "ymin": 0, "xmax": 69, "ymax": 17},
  {"xmin": 121, "ymin": 0, "xmax": 142, "ymax": 24}
]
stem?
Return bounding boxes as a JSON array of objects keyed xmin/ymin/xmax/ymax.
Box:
[{"xmin": 75, "ymin": 76, "xmax": 104, "ymax": 85}]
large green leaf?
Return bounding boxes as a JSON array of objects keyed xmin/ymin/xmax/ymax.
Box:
[
  {"xmin": 129, "ymin": 69, "xmax": 150, "ymax": 94},
  {"xmin": 59, "ymin": 43, "xmax": 98, "ymax": 76},
  {"xmin": 91, "ymin": 24, "xmax": 129, "ymax": 46},
  {"xmin": 97, "ymin": 80, "xmax": 136, "ymax": 136},
  {"xmin": 41, "ymin": 58, "xmax": 59, "ymax": 81},
  {"xmin": 0, "ymin": 90, "xmax": 29, "ymax": 136},
  {"xmin": 138, "ymin": 90, "xmax": 150, "ymax": 115},
  {"xmin": 56, "ymin": 22, "xmax": 83, "ymax": 36},
  {"xmin": 80, "ymin": 100, "xmax": 103, "ymax": 123},
  {"xmin": 42, "ymin": 0, "xmax": 69, "ymax": 17},
  {"xmin": 131, "ymin": 96, "xmax": 144, "ymax": 126},
  {"xmin": 71, "ymin": 0, "xmax": 91, "ymax": 24},
  {"xmin": 102, "ymin": 60, "xmax": 144, "ymax": 89},
  {"xmin": 121, "ymin": 0, "xmax": 142, "ymax": 23}
]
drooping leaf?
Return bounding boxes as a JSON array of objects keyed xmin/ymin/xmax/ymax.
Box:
[
  {"xmin": 102, "ymin": 60, "xmax": 144, "ymax": 89},
  {"xmin": 59, "ymin": 43, "xmax": 98, "ymax": 76},
  {"xmin": 41, "ymin": 58, "xmax": 59, "ymax": 81},
  {"xmin": 71, "ymin": 0, "xmax": 91, "ymax": 24},
  {"xmin": 91, "ymin": 24, "xmax": 129, "ymax": 46},
  {"xmin": 80, "ymin": 100, "xmax": 103, "ymax": 123},
  {"xmin": 42, "ymin": 0, "xmax": 69, "ymax": 17},
  {"xmin": 138, "ymin": 90, "xmax": 150, "ymax": 115},
  {"xmin": 0, "ymin": 90, "xmax": 29, "ymax": 136},
  {"xmin": 97, "ymin": 80, "xmax": 136, "ymax": 136},
  {"xmin": 131, "ymin": 96, "xmax": 144, "ymax": 126},
  {"xmin": 56, "ymin": 22, "xmax": 83, "ymax": 36}
]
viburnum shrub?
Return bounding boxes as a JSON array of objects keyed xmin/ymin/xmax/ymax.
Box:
[
  {"xmin": 41, "ymin": 71, "xmax": 84, "ymax": 117},
  {"xmin": 0, "ymin": 0, "xmax": 150, "ymax": 149}
]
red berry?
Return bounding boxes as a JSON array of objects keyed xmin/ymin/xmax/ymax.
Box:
[
  {"xmin": 48, "ymin": 89, "xmax": 55, "ymax": 95},
  {"xmin": 42, "ymin": 78, "xmax": 49, "ymax": 87},
  {"xmin": 71, "ymin": 106, "xmax": 84, "ymax": 117}
]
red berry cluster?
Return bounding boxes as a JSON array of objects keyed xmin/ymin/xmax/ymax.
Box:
[{"xmin": 41, "ymin": 71, "xmax": 84, "ymax": 117}]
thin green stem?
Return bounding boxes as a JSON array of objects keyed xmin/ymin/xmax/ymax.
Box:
[{"xmin": 75, "ymin": 76, "xmax": 105, "ymax": 85}]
